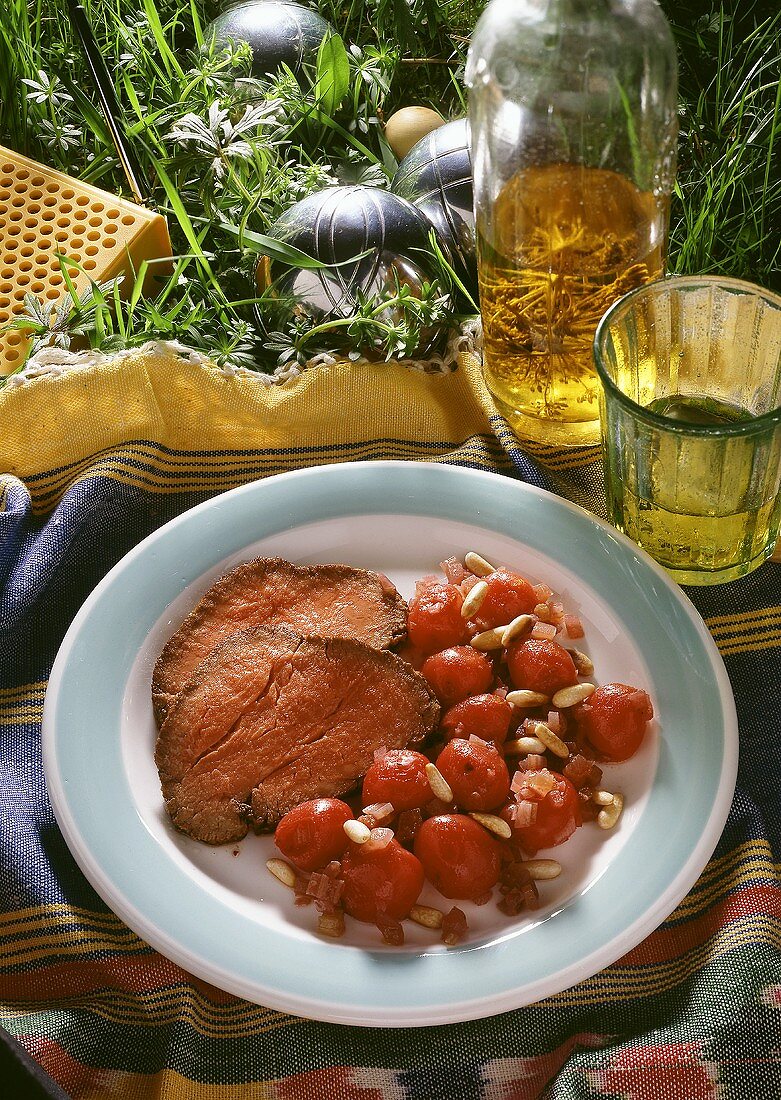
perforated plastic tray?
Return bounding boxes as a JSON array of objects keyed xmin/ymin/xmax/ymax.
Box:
[{"xmin": 0, "ymin": 145, "xmax": 171, "ymax": 375}]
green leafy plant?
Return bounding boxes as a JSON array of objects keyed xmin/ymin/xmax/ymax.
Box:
[{"xmin": 0, "ymin": 0, "xmax": 778, "ymax": 383}]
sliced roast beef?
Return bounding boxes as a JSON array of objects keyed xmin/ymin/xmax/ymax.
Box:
[
  {"xmin": 156, "ymin": 625, "xmax": 439, "ymax": 844},
  {"xmin": 151, "ymin": 557, "xmax": 407, "ymax": 724}
]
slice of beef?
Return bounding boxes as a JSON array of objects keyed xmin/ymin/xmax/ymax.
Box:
[
  {"xmin": 151, "ymin": 557, "xmax": 407, "ymax": 725},
  {"xmin": 156, "ymin": 625, "xmax": 439, "ymax": 845}
]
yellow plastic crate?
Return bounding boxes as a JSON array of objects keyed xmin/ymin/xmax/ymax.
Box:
[{"xmin": 0, "ymin": 145, "xmax": 171, "ymax": 375}]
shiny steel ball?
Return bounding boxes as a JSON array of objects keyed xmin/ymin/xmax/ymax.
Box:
[
  {"xmin": 259, "ymin": 186, "xmax": 443, "ymax": 346},
  {"xmin": 391, "ymin": 118, "xmax": 475, "ymax": 295},
  {"xmin": 207, "ymin": 1, "xmax": 333, "ymax": 78}
]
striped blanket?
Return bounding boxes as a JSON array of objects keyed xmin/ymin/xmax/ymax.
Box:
[{"xmin": 1, "ymin": 345, "xmax": 779, "ymax": 1098}]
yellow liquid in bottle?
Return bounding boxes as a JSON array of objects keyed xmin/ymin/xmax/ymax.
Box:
[{"xmin": 478, "ymin": 164, "xmax": 667, "ymax": 448}]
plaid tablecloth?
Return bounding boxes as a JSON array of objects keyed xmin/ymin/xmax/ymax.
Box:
[{"xmin": 1, "ymin": 345, "xmax": 780, "ymax": 1099}]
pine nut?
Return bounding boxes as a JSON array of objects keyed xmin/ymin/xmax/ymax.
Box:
[
  {"xmin": 506, "ymin": 689, "xmax": 549, "ymax": 708},
  {"xmin": 425, "ymin": 762, "xmax": 453, "ymax": 803},
  {"xmin": 464, "ymin": 551, "xmax": 495, "ymax": 577},
  {"xmin": 461, "ymin": 580, "xmax": 489, "ymax": 619},
  {"xmin": 470, "ymin": 627, "xmax": 505, "ymax": 650},
  {"xmin": 501, "ymin": 615, "xmax": 535, "ymax": 646},
  {"xmin": 597, "ymin": 792, "xmax": 624, "ymax": 830},
  {"xmin": 266, "ymin": 858, "xmax": 296, "ymax": 888},
  {"xmin": 318, "ymin": 911, "xmax": 345, "ymax": 938},
  {"xmin": 343, "ymin": 819, "xmax": 371, "ymax": 844},
  {"xmin": 552, "ymin": 682, "xmax": 596, "ymax": 708},
  {"xmin": 524, "ymin": 858, "xmax": 562, "ymax": 880},
  {"xmin": 410, "ymin": 903, "xmax": 444, "ymax": 929},
  {"xmin": 592, "ymin": 789, "xmax": 615, "ymax": 806},
  {"xmin": 469, "ymin": 812, "xmax": 512, "ymax": 839},
  {"xmin": 532, "ymin": 720, "xmax": 569, "ymax": 759},
  {"xmin": 569, "ymin": 649, "xmax": 594, "ymax": 676},
  {"xmin": 504, "ymin": 735, "xmax": 546, "ymax": 755}
]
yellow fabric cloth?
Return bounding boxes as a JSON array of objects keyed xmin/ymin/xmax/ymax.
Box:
[{"xmin": 0, "ymin": 347, "xmax": 516, "ymax": 503}]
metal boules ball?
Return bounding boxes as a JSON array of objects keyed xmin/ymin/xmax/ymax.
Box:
[
  {"xmin": 391, "ymin": 118, "xmax": 476, "ymax": 299},
  {"xmin": 257, "ymin": 185, "xmax": 447, "ymax": 357},
  {"xmin": 206, "ymin": 1, "xmax": 333, "ymax": 78}
]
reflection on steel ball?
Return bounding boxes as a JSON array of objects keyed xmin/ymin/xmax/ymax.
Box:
[
  {"xmin": 206, "ymin": 1, "xmax": 333, "ymax": 78},
  {"xmin": 391, "ymin": 118, "xmax": 475, "ymax": 296},
  {"xmin": 260, "ymin": 186, "xmax": 446, "ymax": 355}
]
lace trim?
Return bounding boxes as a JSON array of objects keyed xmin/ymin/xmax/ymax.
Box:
[{"xmin": 3, "ymin": 319, "xmax": 483, "ymax": 389}]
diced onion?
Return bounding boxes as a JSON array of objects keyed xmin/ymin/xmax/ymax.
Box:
[
  {"xmin": 365, "ymin": 827, "xmax": 394, "ymax": 851},
  {"xmin": 441, "ymin": 557, "xmax": 467, "ymax": 585},
  {"xmin": 361, "ymin": 802, "xmax": 395, "ymax": 823},
  {"xmin": 508, "ymin": 800, "xmax": 537, "ymax": 827},
  {"xmin": 546, "ymin": 710, "xmax": 562, "ymax": 734},
  {"xmin": 564, "ymin": 613, "xmax": 584, "ymax": 639}
]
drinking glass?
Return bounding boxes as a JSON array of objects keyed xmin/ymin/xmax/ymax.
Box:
[{"xmin": 593, "ymin": 276, "xmax": 781, "ymax": 585}]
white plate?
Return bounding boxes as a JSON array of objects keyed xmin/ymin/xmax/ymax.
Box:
[{"xmin": 43, "ymin": 462, "xmax": 738, "ymax": 1026}]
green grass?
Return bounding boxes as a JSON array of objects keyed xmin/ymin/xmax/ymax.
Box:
[
  {"xmin": 665, "ymin": 0, "xmax": 781, "ymax": 282},
  {"xmin": 0, "ymin": 0, "xmax": 778, "ymax": 374}
]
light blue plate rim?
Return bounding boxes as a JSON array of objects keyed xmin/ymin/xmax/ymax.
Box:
[{"xmin": 42, "ymin": 461, "xmax": 738, "ymax": 1026}]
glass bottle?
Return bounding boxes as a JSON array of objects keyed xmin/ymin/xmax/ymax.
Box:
[{"xmin": 466, "ymin": 0, "xmax": 678, "ymax": 448}]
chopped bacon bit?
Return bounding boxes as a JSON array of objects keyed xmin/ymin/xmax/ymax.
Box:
[
  {"xmin": 521, "ymin": 880, "xmax": 541, "ymax": 909},
  {"xmin": 294, "ymin": 894, "xmax": 313, "ymax": 906},
  {"xmin": 395, "ymin": 807, "xmax": 423, "ymax": 847},
  {"xmin": 588, "ymin": 762, "xmax": 603, "ymax": 787},
  {"xmin": 293, "ymin": 873, "xmax": 310, "ymax": 896},
  {"xmin": 578, "ymin": 788, "xmax": 600, "ymax": 822},
  {"xmin": 499, "ymin": 857, "xmax": 531, "ymax": 891},
  {"xmin": 307, "ymin": 872, "xmax": 345, "ymax": 909},
  {"xmin": 373, "ymin": 745, "xmax": 388, "ymax": 763},
  {"xmin": 441, "ymin": 557, "xmax": 468, "ymax": 585},
  {"xmin": 533, "ymin": 602, "xmax": 553, "ymax": 622},
  {"xmin": 376, "ymin": 913, "xmax": 405, "ymax": 945},
  {"xmin": 564, "ymin": 613, "xmax": 585, "ymax": 639},
  {"xmin": 546, "ymin": 710, "xmax": 562, "ymax": 734},
  {"xmin": 498, "ymin": 881, "xmax": 540, "ymax": 914},
  {"xmin": 531, "ymin": 621, "xmax": 557, "ymax": 640},
  {"xmin": 441, "ymin": 906, "xmax": 469, "ymax": 946},
  {"xmin": 468, "ymin": 733, "xmax": 489, "ymax": 746},
  {"xmin": 460, "ymin": 573, "xmax": 482, "ymax": 595},
  {"xmin": 471, "ymin": 891, "xmax": 493, "ymax": 906},
  {"xmin": 323, "ymin": 860, "xmax": 342, "ymax": 878},
  {"xmin": 533, "ymin": 582, "xmax": 553, "ymax": 601},
  {"xmin": 497, "ymin": 889, "xmax": 525, "ymax": 915},
  {"xmin": 563, "ymin": 753, "xmax": 596, "ymax": 789},
  {"xmin": 318, "ymin": 910, "xmax": 345, "ymax": 938},
  {"xmin": 494, "ymin": 685, "xmax": 508, "ymax": 699},
  {"xmin": 549, "ymin": 601, "xmax": 565, "ymax": 626}
]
